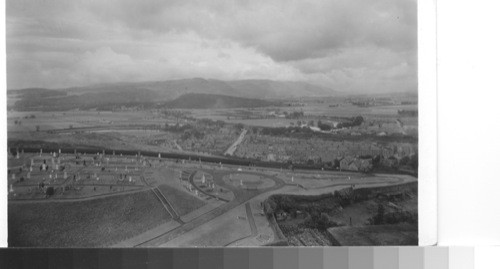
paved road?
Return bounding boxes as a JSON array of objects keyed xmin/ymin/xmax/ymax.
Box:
[
  {"xmin": 245, "ymin": 203, "xmax": 257, "ymax": 236},
  {"xmin": 9, "ymin": 187, "xmax": 149, "ymax": 204},
  {"xmin": 224, "ymin": 129, "xmax": 247, "ymax": 156},
  {"xmin": 9, "ymin": 150, "xmax": 416, "ymax": 247},
  {"xmin": 135, "ymin": 170, "xmax": 286, "ymax": 247},
  {"xmin": 135, "ymin": 169, "xmax": 417, "ymax": 247}
]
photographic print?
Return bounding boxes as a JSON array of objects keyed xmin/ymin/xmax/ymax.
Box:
[{"xmin": 6, "ymin": 0, "xmax": 418, "ymax": 247}]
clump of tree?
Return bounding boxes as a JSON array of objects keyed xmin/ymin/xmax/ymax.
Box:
[
  {"xmin": 317, "ymin": 120, "xmax": 332, "ymax": 131},
  {"xmin": 368, "ymin": 205, "xmax": 418, "ymax": 225},
  {"xmin": 372, "ymin": 204, "xmax": 386, "ymax": 225},
  {"xmin": 164, "ymin": 123, "xmax": 192, "ymax": 133},
  {"xmin": 23, "ymin": 114, "xmax": 36, "ymax": 119},
  {"xmin": 180, "ymin": 129, "xmax": 205, "ymax": 140},
  {"xmin": 45, "ymin": 186, "xmax": 55, "ymax": 196},
  {"xmin": 398, "ymin": 153, "xmax": 418, "ymax": 170},
  {"xmin": 336, "ymin": 116, "xmax": 364, "ymax": 128},
  {"xmin": 304, "ymin": 210, "xmax": 336, "ymax": 230},
  {"xmin": 398, "ymin": 110, "xmax": 418, "ymax": 117},
  {"xmin": 285, "ymin": 111, "xmax": 304, "ymax": 119}
]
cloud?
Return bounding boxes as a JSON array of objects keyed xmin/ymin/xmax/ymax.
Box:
[{"xmin": 6, "ymin": 0, "xmax": 417, "ymax": 93}]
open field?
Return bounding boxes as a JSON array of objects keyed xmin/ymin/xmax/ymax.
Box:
[
  {"xmin": 8, "ymin": 191, "xmax": 171, "ymax": 247},
  {"xmin": 157, "ymin": 184, "xmax": 206, "ymax": 216},
  {"xmin": 7, "ymin": 110, "xmax": 167, "ymax": 132}
]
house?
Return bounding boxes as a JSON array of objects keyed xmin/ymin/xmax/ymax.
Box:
[
  {"xmin": 340, "ymin": 156, "xmax": 355, "ymax": 171},
  {"xmin": 339, "ymin": 156, "xmax": 373, "ymax": 172},
  {"xmin": 348, "ymin": 161, "xmax": 359, "ymax": 171},
  {"xmin": 381, "ymin": 156, "xmax": 399, "ymax": 168},
  {"xmin": 356, "ymin": 158, "xmax": 373, "ymax": 172}
]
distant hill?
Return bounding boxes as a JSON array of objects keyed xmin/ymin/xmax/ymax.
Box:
[
  {"xmin": 13, "ymin": 89, "xmax": 160, "ymax": 111},
  {"xmin": 10, "ymin": 78, "xmax": 337, "ymax": 111},
  {"xmin": 163, "ymin": 93, "xmax": 278, "ymax": 109},
  {"xmin": 66, "ymin": 78, "xmax": 337, "ymax": 100}
]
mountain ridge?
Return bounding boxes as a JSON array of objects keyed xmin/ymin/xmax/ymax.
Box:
[{"xmin": 48, "ymin": 78, "xmax": 338, "ymax": 99}]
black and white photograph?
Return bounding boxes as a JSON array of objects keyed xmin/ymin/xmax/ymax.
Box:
[{"xmin": 5, "ymin": 0, "xmax": 418, "ymax": 247}]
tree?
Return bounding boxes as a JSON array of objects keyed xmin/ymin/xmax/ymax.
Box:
[
  {"xmin": 317, "ymin": 120, "xmax": 332, "ymax": 131},
  {"xmin": 373, "ymin": 204, "xmax": 385, "ymax": 224},
  {"xmin": 235, "ymin": 123, "xmax": 244, "ymax": 131},
  {"xmin": 46, "ymin": 187, "xmax": 55, "ymax": 196},
  {"xmin": 352, "ymin": 116, "xmax": 364, "ymax": 126},
  {"xmin": 409, "ymin": 153, "xmax": 418, "ymax": 170}
]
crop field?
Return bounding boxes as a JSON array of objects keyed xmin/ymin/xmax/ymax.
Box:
[
  {"xmin": 8, "ymin": 191, "xmax": 171, "ymax": 247},
  {"xmin": 190, "ymin": 102, "xmax": 417, "ymax": 124},
  {"xmin": 7, "ymin": 110, "xmax": 166, "ymax": 131}
]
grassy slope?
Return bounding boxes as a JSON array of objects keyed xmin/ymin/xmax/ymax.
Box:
[
  {"xmin": 157, "ymin": 184, "xmax": 206, "ymax": 216},
  {"xmin": 8, "ymin": 191, "xmax": 171, "ymax": 247}
]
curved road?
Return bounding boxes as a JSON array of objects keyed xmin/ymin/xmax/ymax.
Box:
[
  {"xmin": 8, "ymin": 151, "xmax": 416, "ymax": 247},
  {"xmin": 134, "ymin": 169, "xmax": 415, "ymax": 247}
]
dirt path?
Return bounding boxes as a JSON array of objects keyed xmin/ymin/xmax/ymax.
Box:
[
  {"xmin": 396, "ymin": 119, "xmax": 407, "ymax": 135},
  {"xmin": 173, "ymin": 140, "xmax": 183, "ymax": 151}
]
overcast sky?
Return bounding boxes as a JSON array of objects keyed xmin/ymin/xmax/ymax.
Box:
[{"xmin": 6, "ymin": 0, "xmax": 417, "ymax": 93}]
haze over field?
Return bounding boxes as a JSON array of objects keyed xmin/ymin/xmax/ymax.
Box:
[{"xmin": 7, "ymin": 0, "xmax": 417, "ymax": 94}]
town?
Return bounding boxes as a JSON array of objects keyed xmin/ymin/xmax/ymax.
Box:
[{"xmin": 7, "ymin": 88, "xmax": 418, "ymax": 247}]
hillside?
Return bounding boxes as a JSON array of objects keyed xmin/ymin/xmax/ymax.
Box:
[
  {"xmin": 66, "ymin": 78, "xmax": 336, "ymax": 99},
  {"xmin": 13, "ymin": 89, "xmax": 160, "ymax": 111},
  {"xmin": 10, "ymin": 78, "xmax": 336, "ymax": 111},
  {"xmin": 163, "ymin": 93, "xmax": 277, "ymax": 109}
]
